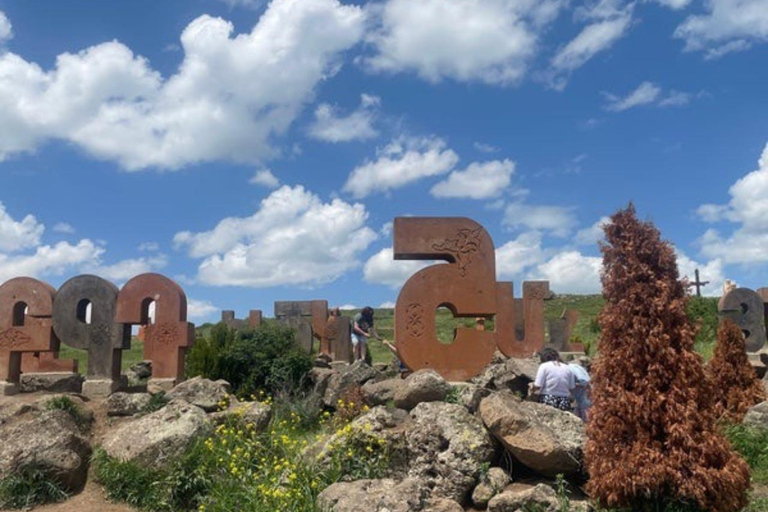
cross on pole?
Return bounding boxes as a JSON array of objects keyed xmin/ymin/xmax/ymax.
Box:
[{"xmin": 686, "ymin": 269, "xmax": 709, "ymax": 297}]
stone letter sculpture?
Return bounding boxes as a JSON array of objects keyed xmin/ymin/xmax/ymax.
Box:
[
  {"xmin": 394, "ymin": 217, "xmax": 497, "ymax": 381},
  {"xmin": 0, "ymin": 278, "xmax": 59, "ymax": 394},
  {"xmin": 115, "ymin": 273, "xmax": 194, "ymax": 386},
  {"xmin": 53, "ymin": 275, "xmax": 130, "ymax": 396},
  {"xmin": 275, "ymin": 300, "xmax": 328, "ymax": 353},
  {"xmin": 719, "ymin": 287, "xmax": 767, "ymax": 353}
]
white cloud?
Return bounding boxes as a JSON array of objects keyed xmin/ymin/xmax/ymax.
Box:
[
  {"xmin": 532, "ymin": 250, "xmax": 602, "ymax": 294},
  {"xmin": 652, "ymin": 0, "xmax": 694, "ymax": 9},
  {"xmin": 339, "ymin": 304, "xmax": 358, "ymax": 310},
  {"xmin": 697, "ymin": 142, "xmax": 768, "ymax": 264},
  {"xmin": 363, "ymin": 247, "xmax": 434, "ymax": 288},
  {"xmin": 474, "ymin": 142, "xmax": 500, "ymax": 154},
  {"xmin": 503, "ymin": 203, "xmax": 578, "ymax": 237},
  {"xmin": 138, "ymin": 241, "xmax": 160, "ymax": 252},
  {"xmin": 0, "ymin": 202, "xmax": 44, "ymax": 252},
  {"xmin": 86, "ymin": 254, "xmax": 168, "ymax": 282},
  {"xmin": 365, "ymin": 0, "xmax": 566, "ymax": 85},
  {"xmin": 343, "ymin": 136, "xmax": 459, "ymax": 198},
  {"xmin": 675, "ymin": 250, "xmax": 724, "ymax": 297},
  {"xmin": 250, "ymin": 168, "xmax": 280, "ymax": 188},
  {"xmin": 0, "ymin": 0, "xmax": 365, "ymax": 169},
  {"xmin": 674, "ymin": 0, "xmax": 768, "ymax": 58},
  {"xmin": 308, "ymin": 94, "xmax": 380, "ymax": 142},
  {"xmin": 378, "ymin": 301, "xmax": 396, "ymax": 308},
  {"xmin": 574, "ymin": 216, "xmax": 609, "ymax": 246},
  {"xmin": 215, "ymin": 0, "xmax": 263, "ymax": 9},
  {"xmin": 0, "ymin": 11, "xmax": 12, "ymax": 45},
  {"xmin": 174, "ymin": 185, "xmax": 377, "ymax": 287},
  {"xmin": 430, "ymin": 159, "xmax": 515, "ymax": 199},
  {"xmin": 549, "ymin": 2, "xmax": 633, "ymax": 88},
  {"xmin": 496, "ymin": 231, "xmax": 544, "ymax": 278},
  {"xmin": 0, "ymin": 240, "xmax": 104, "ymax": 283},
  {"xmin": 187, "ymin": 299, "xmax": 219, "ymax": 321},
  {"xmin": 52, "ymin": 222, "xmax": 76, "ymax": 235},
  {"xmin": 603, "ymin": 81, "xmax": 695, "ymax": 111}
]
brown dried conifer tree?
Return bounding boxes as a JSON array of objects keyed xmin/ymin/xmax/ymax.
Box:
[
  {"xmin": 585, "ymin": 205, "xmax": 750, "ymax": 512},
  {"xmin": 708, "ymin": 318, "xmax": 766, "ymax": 423}
]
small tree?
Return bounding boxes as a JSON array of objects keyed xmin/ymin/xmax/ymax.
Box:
[
  {"xmin": 585, "ymin": 204, "xmax": 750, "ymax": 512},
  {"xmin": 708, "ymin": 318, "xmax": 766, "ymax": 423}
]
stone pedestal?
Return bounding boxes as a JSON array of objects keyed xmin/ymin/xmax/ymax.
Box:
[
  {"xmin": 0, "ymin": 381, "xmax": 19, "ymax": 396},
  {"xmin": 20, "ymin": 372, "xmax": 84, "ymax": 393},
  {"xmin": 82, "ymin": 378, "xmax": 124, "ymax": 399}
]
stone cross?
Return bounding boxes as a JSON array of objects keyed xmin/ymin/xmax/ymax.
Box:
[
  {"xmin": 274, "ymin": 300, "xmax": 328, "ymax": 353},
  {"xmin": 686, "ymin": 269, "xmax": 709, "ymax": 297},
  {"xmin": 221, "ymin": 310, "xmax": 262, "ymax": 330}
]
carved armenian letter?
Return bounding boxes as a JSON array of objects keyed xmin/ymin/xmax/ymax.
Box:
[
  {"xmin": 719, "ymin": 287, "xmax": 767, "ymax": 353},
  {"xmin": 394, "ymin": 217, "xmax": 497, "ymax": 381},
  {"xmin": 0, "ymin": 277, "xmax": 60, "ymax": 392},
  {"xmin": 53, "ymin": 275, "xmax": 130, "ymax": 388},
  {"xmin": 115, "ymin": 273, "xmax": 194, "ymax": 384}
]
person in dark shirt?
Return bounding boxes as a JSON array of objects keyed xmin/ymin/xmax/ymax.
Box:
[{"xmin": 352, "ymin": 306, "xmax": 379, "ymax": 362}]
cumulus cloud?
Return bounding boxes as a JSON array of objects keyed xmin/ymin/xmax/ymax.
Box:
[
  {"xmin": 138, "ymin": 242, "xmax": 160, "ymax": 252},
  {"xmin": 365, "ymin": 0, "xmax": 566, "ymax": 85},
  {"xmin": 675, "ymin": 249, "xmax": 724, "ymax": 297},
  {"xmin": 250, "ymin": 168, "xmax": 280, "ymax": 188},
  {"xmin": 215, "ymin": 0, "xmax": 264, "ymax": 9},
  {"xmin": 0, "ymin": 240, "xmax": 104, "ymax": 283},
  {"xmin": 363, "ymin": 247, "xmax": 435, "ymax": 288},
  {"xmin": 378, "ymin": 301, "xmax": 396, "ymax": 308},
  {"xmin": 308, "ymin": 94, "xmax": 380, "ymax": 143},
  {"xmin": 187, "ymin": 299, "xmax": 220, "ymax": 321},
  {"xmin": 574, "ymin": 216, "xmax": 609, "ymax": 246},
  {"xmin": 603, "ymin": 81, "xmax": 694, "ymax": 111},
  {"xmin": 503, "ymin": 203, "xmax": 578, "ymax": 237},
  {"xmin": 174, "ymin": 185, "xmax": 377, "ymax": 287},
  {"xmin": 86, "ymin": 253, "xmax": 168, "ymax": 282},
  {"xmin": 0, "ymin": 202, "xmax": 44, "ymax": 252},
  {"xmin": 674, "ymin": 0, "xmax": 768, "ymax": 58},
  {"xmin": 0, "ymin": 11, "xmax": 12, "ymax": 45},
  {"xmin": 532, "ymin": 250, "xmax": 602, "ymax": 294},
  {"xmin": 697, "ymin": 142, "xmax": 768, "ymax": 264},
  {"xmin": 52, "ymin": 222, "xmax": 76, "ymax": 235},
  {"xmin": 653, "ymin": 0, "xmax": 694, "ymax": 8},
  {"xmin": 0, "ymin": 0, "xmax": 365, "ymax": 169},
  {"xmin": 430, "ymin": 159, "xmax": 515, "ymax": 199},
  {"xmin": 549, "ymin": 0, "xmax": 633, "ymax": 88},
  {"xmin": 343, "ymin": 136, "xmax": 459, "ymax": 198},
  {"xmin": 496, "ymin": 231, "xmax": 544, "ymax": 278}
]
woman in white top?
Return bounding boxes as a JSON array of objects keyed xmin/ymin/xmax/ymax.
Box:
[{"xmin": 530, "ymin": 348, "xmax": 575, "ymax": 412}]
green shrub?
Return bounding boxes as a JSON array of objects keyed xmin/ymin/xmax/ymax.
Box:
[
  {"xmin": 142, "ymin": 391, "xmax": 171, "ymax": 415},
  {"xmin": 686, "ymin": 296, "xmax": 719, "ymax": 360},
  {"xmin": 0, "ymin": 465, "xmax": 68, "ymax": 509},
  {"xmin": 723, "ymin": 423, "xmax": 768, "ymax": 484},
  {"xmin": 444, "ymin": 386, "xmax": 461, "ymax": 404},
  {"xmin": 186, "ymin": 322, "xmax": 313, "ymax": 397}
]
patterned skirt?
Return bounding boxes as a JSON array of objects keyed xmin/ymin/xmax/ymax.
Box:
[{"xmin": 540, "ymin": 394, "xmax": 572, "ymax": 412}]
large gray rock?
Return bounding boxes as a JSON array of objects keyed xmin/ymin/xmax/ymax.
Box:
[
  {"xmin": 20, "ymin": 373, "xmax": 84, "ymax": 393},
  {"xmin": 211, "ymin": 401, "xmax": 272, "ymax": 431},
  {"xmin": 457, "ymin": 383, "xmax": 492, "ymax": 413},
  {"xmin": 472, "ymin": 467, "xmax": 510, "ymax": 508},
  {"xmin": 407, "ymin": 401, "xmax": 496, "ymax": 502},
  {"xmin": 479, "ymin": 391, "xmax": 585, "ymax": 477},
  {"xmin": 166, "ymin": 376, "xmax": 230, "ymax": 412},
  {"xmin": 363, "ymin": 378, "xmax": 405, "ymax": 406},
  {"xmin": 423, "ymin": 498, "xmax": 464, "ymax": 512},
  {"xmin": 472, "ymin": 358, "xmax": 538, "ymax": 395},
  {"xmin": 323, "ymin": 361, "xmax": 378, "ymax": 407},
  {"xmin": 0, "ymin": 408, "xmax": 91, "ymax": 490},
  {"xmin": 743, "ymin": 400, "xmax": 768, "ymax": 429},
  {"xmin": 394, "ymin": 370, "xmax": 450, "ymax": 410},
  {"xmin": 102, "ymin": 399, "xmax": 211, "ymax": 469},
  {"xmin": 488, "ymin": 484, "xmax": 560, "ymax": 512},
  {"xmin": 318, "ymin": 478, "xmax": 430, "ymax": 512},
  {"xmin": 107, "ymin": 392, "xmax": 152, "ymax": 416}
]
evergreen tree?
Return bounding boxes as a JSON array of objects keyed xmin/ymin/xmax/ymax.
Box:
[
  {"xmin": 585, "ymin": 204, "xmax": 750, "ymax": 512},
  {"xmin": 708, "ymin": 318, "xmax": 766, "ymax": 422}
]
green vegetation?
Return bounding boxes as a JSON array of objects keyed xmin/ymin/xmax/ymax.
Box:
[
  {"xmin": 723, "ymin": 423, "xmax": 768, "ymax": 484},
  {"xmin": 0, "ymin": 465, "xmax": 69, "ymax": 509},
  {"xmin": 44, "ymin": 395, "xmax": 89, "ymax": 429},
  {"xmin": 186, "ymin": 321, "xmax": 313, "ymax": 397},
  {"xmin": 687, "ymin": 296, "xmax": 720, "ymax": 361},
  {"xmin": 59, "ymin": 337, "xmax": 145, "ymax": 373}
]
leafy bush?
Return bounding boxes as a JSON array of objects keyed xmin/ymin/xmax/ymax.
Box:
[
  {"xmin": 45, "ymin": 395, "xmax": 89, "ymax": 429},
  {"xmin": 723, "ymin": 423, "xmax": 768, "ymax": 484},
  {"xmin": 0, "ymin": 465, "xmax": 68, "ymax": 509},
  {"xmin": 186, "ymin": 322, "xmax": 313, "ymax": 397},
  {"xmin": 687, "ymin": 296, "xmax": 719, "ymax": 360}
]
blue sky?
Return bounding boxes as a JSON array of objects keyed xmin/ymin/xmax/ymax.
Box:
[{"xmin": 0, "ymin": 0, "xmax": 766, "ymax": 323}]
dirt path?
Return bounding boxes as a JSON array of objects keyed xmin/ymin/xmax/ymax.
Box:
[{"xmin": 26, "ymin": 481, "xmax": 137, "ymax": 512}]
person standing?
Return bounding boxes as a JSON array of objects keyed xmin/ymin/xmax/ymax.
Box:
[
  {"xmin": 352, "ymin": 306, "xmax": 378, "ymax": 362},
  {"xmin": 568, "ymin": 359, "xmax": 591, "ymax": 422},
  {"xmin": 529, "ymin": 348, "xmax": 575, "ymax": 412}
]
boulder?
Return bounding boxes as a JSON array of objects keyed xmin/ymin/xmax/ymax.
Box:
[
  {"xmin": 211, "ymin": 401, "xmax": 272, "ymax": 431},
  {"xmin": 362, "ymin": 378, "xmax": 404, "ymax": 406},
  {"xmin": 743, "ymin": 400, "xmax": 768, "ymax": 429},
  {"xmin": 107, "ymin": 392, "xmax": 152, "ymax": 416},
  {"xmin": 394, "ymin": 370, "xmax": 451, "ymax": 410},
  {"xmin": 407, "ymin": 401, "xmax": 496, "ymax": 502},
  {"xmin": 423, "ymin": 498, "xmax": 464, "ymax": 512},
  {"xmin": 488, "ymin": 484, "xmax": 560, "ymax": 512},
  {"xmin": 20, "ymin": 372, "xmax": 84, "ymax": 393},
  {"xmin": 166, "ymin": 376, "xmax": 230, "ymax": 412},
  {"xmin": 0, "ymin": 408, "xmax": 91, "ymax": 490},
  {"xmin": 457, "ymin": 383, "xmax": 492, "ymax": 413},
  {"xmin": 323, "ymin": 361, "xmax": 378, "ymax": 407},
  {"xmin": 102, "ymin": 399, "xmax": 211, "ymax": 469},
  {"xmin": 473, "ymin": 358, "xmax": 538, "ymax": 395},
  {"xmin": 479, "ymin": 391, "xmax": 585, "ymax": 477},
  {"xmin": 318, "ymin": 478, "xmax": 430, "ymax": 512},
  {"xmin": 472, "ymin": 467, "xmax": 510, "ymax": 508},
  {"xmin": 127, "ymin": 361, "xmax": 152, "ymax": 380},
  {"xmin": 310, "ymin": 367, "xmax": 335, "ymax": 397}
]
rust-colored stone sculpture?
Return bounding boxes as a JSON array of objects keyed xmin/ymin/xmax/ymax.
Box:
[
  {"xmin": 221, "ymin": 310, "xmax": 262, "ymax": 330},
  {"xmin": 322, "ymin": 309, "xmax": 352, "ymax": 362},
  {"xmin": 0, "ymin": 278, "xmax": 60, "ymax": 393},
  {"xmin": 21, "ymin": 351, "xmax": 79, "ymax": 374},
  {"xmin": 495, "ymin": 281, "xmax": 551, "ymax": 358},
  {"xmin": 274, "ymin": 300, "xmax": 328, "ymax": 353},
  {"xmin": 115, "ymin": 273, "xmax": 194, "ymax": 385},
  {"xmin": 394, "ymin": 217, "xmax": 497, "ymax": 381}
]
